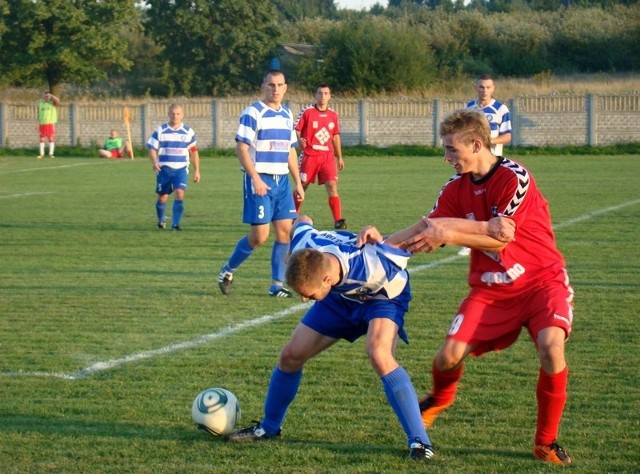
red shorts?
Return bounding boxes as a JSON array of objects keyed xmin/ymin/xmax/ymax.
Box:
[
  {"xmin": 446, "ymin": 273, "xmax": 574, "ymax": 356},
  {"xmin": 299, "ymin": 152, "xmax": 338, "ymax": 186},
  {"xmin": 39, "ymin": 124, "xmax": 55, "ymax": 141},
  {"xmin": 110, "ymin": 149, "xmax": 124, "ymax": 159}
]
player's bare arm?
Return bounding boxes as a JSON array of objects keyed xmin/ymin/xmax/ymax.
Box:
[
  {"xmin": 236, "ymin": 141, "xmax": 269, "ymax": 196},
  {"xmin": 190, "ymin": 148, "xmax": 201, "ymax": 183},
  {"xmin": 401, "ymin": 217, "xmax": 514, "ymax": 254},
  {"xmin": 333, "ymin": 135, "xmax": 344, "ymax": 171},
  {"xmin": 288, "ymin": 148, "xmax": 305, "ymax": 202},
  {"xmin": 149, "ymin": 148, "xmax": 160, "ymax": 171}
]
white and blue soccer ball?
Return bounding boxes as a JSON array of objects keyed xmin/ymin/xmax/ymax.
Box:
[{"xmin": 192, "ymin": 387, "xmax": 240, "ymax": 436}]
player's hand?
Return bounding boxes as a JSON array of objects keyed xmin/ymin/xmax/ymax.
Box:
[
  {"xmin": 294, "ymin": 183, "xmax": 305, "ymax": 202},
  {"xmin": 400, "ymin": 218, "xmax": 445, "ymax": 254},
  {"xmin": 337, "ymin": 157, "xmax": 345, "ymax": 171},
  {"xmin": 252, "ymin": 176, "xmax": 270, "ymax": 196},
  {"xmin": 357, "ymin": 225, "xmax": 384, "ymax": 246},
  {"xmin": 193, "ymin": 171, "xmax": 201, "ymax": 183},
  {"xmin": 488, "ymin": 216, "xmax": 515, "ymax": 242}
]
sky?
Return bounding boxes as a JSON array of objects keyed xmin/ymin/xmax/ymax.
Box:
[{"xmin": 335, "ymin": 0, "xmax": 389, "ymax": 9}]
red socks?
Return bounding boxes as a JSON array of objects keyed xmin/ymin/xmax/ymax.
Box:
[
  {"xmin": 329, "ymin": 195, "xmax": 342, "ymax": 221},
  {"xmin": 535, "ymin": 366, "xmax": 568, "ymax": 445},
  {"xmin": 431, "ymin": 362, "xmax": 463, "ymax": 405}
]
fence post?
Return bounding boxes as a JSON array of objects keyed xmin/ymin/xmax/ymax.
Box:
[
  {"xmin": 587, "ymin": 93, "xmax": 597, "ymax": 146},
  {"xmin": 510, "ymin": 98, "xmax": 519, "ymax": 147},
  {"xmin": 432, "ymin": 99, "xmax": 441, "ymax": 146},
  {"xmin": 0, "ymin": 102, "xmax": 6, "ymax": 148},
  {"xmin": 70, "ymin": 103, "xmax": 78, "ymax": 146},
  {"xmin": 359, "ymin": 99, "xmax": 368, "ymax": 146},
  {"xmin": 141, "ymin": 103, "xmax": 148, "ymax": 146},
  {"xmin": 212, "ymin": 99, "xmax": 220, "ymax": 149}
]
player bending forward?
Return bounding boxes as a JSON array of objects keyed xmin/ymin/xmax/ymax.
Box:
[{"xmin": 227, "ymin": 215, "xmax": 436, "ymax": 460}]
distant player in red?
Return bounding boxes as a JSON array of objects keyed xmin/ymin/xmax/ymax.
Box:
[
  {"xmin": 387, "ymin": 109, "xmax": 574, "ymax": 465},
  {"xmin": 295, "ymin": 84, "xmax": 346, "ymax": 229}
]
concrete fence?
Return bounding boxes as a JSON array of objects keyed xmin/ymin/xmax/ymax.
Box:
[{"xmin": 1, "ymin": 93, "xmax": 639, "ymax": 150}]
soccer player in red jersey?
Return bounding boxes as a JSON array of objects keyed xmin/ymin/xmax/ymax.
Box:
[
  {"xmin": 388, "ymin": 109, "xmax": 574, "ymax": 465},
  {"xmin": 294, "ymin": 84, "xmax": 346, "ymax": 229}
]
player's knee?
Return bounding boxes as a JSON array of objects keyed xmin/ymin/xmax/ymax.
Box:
[
  {"xmin": 434, "ymin": 350, "xmax": 463, "ymax": 372},
  {"xmin": 278, "ymin": 345, "xmax": 305, "ymax": 372}
]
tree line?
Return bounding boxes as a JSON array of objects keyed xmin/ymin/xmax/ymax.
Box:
[{"xmin": 0, "ymin": 0, "xmax": 637, "ymax": 97}]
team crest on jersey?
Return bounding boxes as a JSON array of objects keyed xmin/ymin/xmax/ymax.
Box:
[{"xmin": 312, "ymin": 120, "xmax": 318, "ymax": 129}]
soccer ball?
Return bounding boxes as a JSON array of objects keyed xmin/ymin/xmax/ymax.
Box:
[{"xmin": 192, "ymin": 387, "xmax": 241, "ymax": 436}]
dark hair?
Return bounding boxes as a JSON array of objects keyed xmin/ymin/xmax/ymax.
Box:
[
  {"xmin": 264, "ymin": 69, "xmax": 287, "ymax": 83},
  {"xmin": 476, "ymin": 73, "xmax": 494, "ymax": 82},
  {"xmin": 315, "ymin": 83, "xmax": 331, "ymax": 92}
]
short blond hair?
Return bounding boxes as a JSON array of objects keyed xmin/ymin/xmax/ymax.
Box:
[
  {"xmin": 285, "ymin": 248, "xmax": 329, "ymax": 291},
  {"xmin": 439, "ymin": 109, "xmax": 492, "ymax": 149}
]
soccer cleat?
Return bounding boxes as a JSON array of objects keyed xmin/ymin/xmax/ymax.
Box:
[
  {"xmin": 171, "ymin": 225, "xmax": 181, "ymax": 231},
  {"xmin": 408, "ymin": 441, "xmax": 435, "ymax": 461},
  {"xmin": 268, "ymin": 287, "xmax": 292, "ymax": 298},
  {"xmin": 419, "ymin": 393, "xmax": 453, "ymax": 429},
  {"xmin": 158, "ymin": 221, "xmax": 166, "ymax": 229},
  {"xmin": 457, "ymin": 247, "xmax": 471, "ymax": 256},
  {"xmin": 334, "ymin": 219, "xmax": 347, "ymax": 230},
  {"xmin": 49, "ymin": 155, "xmax": 55, "ymax": 159},
  {"xmin": 227, "ymin": 422, "xmax": 281, "ymax": 442},
  {"xmin": 37, "ymin": 155, "xmax": 44, "ymax": 159},
  {"xmin": 218, "ymin": 269, "xmax": 234, "ymax": 295},
  {"xmin": 534, "ymin": 441, "xmax": 572, "ymax": 465}
]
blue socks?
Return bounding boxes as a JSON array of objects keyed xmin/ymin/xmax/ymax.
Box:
[
  {"xmin": 381, "ymin": 366, "xmax": 432, "ymax": 447},
  {"xmin": 261, "ymin": 367, "xmax": 302, "ymax": 435},
  {"xmin": 226, "ymin": 236, "xmax": 254, "ymax": 271},
  {"xmin": 271, "ymin": 241, "xmax": 289, "ymax": 283},
  {"xmin": 156, "ymin": 201, "xmax": 167, "ymax": 222},
  {"xmin": 172, "ymin": 200, "xmax": 184, "ymax": 227}
]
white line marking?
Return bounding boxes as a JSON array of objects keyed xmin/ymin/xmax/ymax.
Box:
[
  {"xmin": 3, "ymin": 198, "xmax": 639, "ymax": 380},
  {"xmin": 0, "ymin": 191, "xmax": 55, "ymax": 199},
  {"xmin": 2, "ymin": 303, "xmax": 311, "ymax": 380},
  {"xmin": 0, "ymin": 161, "xmax": 105, "ymax": 175}
]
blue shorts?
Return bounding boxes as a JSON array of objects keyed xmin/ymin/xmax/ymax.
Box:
[
  {"xmin": 156, "ymin": 167, "xmax": 188, "ymax": 195},
  {"xmin": 242, "ymin": 173, "xmax": 297, "ymax": 224},
  {"xmin": 301, "ymin": 284, "xmax": 411, "ymax": 344}
]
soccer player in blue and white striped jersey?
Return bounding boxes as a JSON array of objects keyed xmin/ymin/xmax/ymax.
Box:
[
  {"xmin": 228, "ymin": 216, "xmax": 434, "ymax": 461},
  {"xmin": 466, "ymin": 74, "xmax": 512, "ymax": 157},
  {"xmin": 218, "ymin": 70, "xmax": 305, "ymax": 298},
  {"xmin": 147, "ymin": 104, "xmax": 200, "ymax": 231}
]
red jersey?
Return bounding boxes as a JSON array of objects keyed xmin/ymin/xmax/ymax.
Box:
[
  {"xmin": 295, "ymin": 105, "xmax": 340, "ymax": 157},
  {"xmin": 428, "ymin": 157, "xmax": 566, "ymax": 298}
]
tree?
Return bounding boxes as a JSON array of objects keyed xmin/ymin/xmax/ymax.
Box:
[
  {"xmin": 0, "ymin": 0, "xmax": 140, "ymax": 95},
  {"xmin": 145, "ymin": 0, "xmax": 280, "ymax": 97},
  {"xmin": 299, "ymin": 17, "xmax": 437, "ymax": 94}
]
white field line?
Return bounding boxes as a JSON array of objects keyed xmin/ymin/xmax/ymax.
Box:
[
  {"xmin": 2, "ymin": 198, "xmax": 639, "ymax": 380},
  {"xmin": 0, "ymin": 161, "xmax": 107, "ymax": 175},
  {"xmin": 0, "ymin": 191, "xmax": 56, "ymax": 199}
]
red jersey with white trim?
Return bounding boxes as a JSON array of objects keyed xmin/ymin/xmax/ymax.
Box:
[
  {"xmin": 295, "ymin": 105, "xmax": 340, "ymax": 157},
  {"xmin": 428, "ymin": 157, "xmax": 566, "ymax": 298}
]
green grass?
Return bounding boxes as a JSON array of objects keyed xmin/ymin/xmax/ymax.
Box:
[{"xmin": 0, "ymin": 153, "xmax": 639, "ymax": 473}]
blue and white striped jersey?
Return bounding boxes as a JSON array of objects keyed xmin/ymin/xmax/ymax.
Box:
[
  {"xmin": 147, "ymin": 123, "xmax": 197, "ymax": 170},
  {"xmin": 236, "ymin": 101, "xmax": 297, "ymax": 176},
  {"xmin": 290, "ymin": 222, "xmax": 411, "ymax": 302},
  {"xmin": 466, "ymin": 99, "xmax": 511, "ymax": 156}
]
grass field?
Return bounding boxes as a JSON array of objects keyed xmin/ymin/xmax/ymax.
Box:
[{"xmin": 1, "ymin": 152, "xmax": 639, "ymax": 473}]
